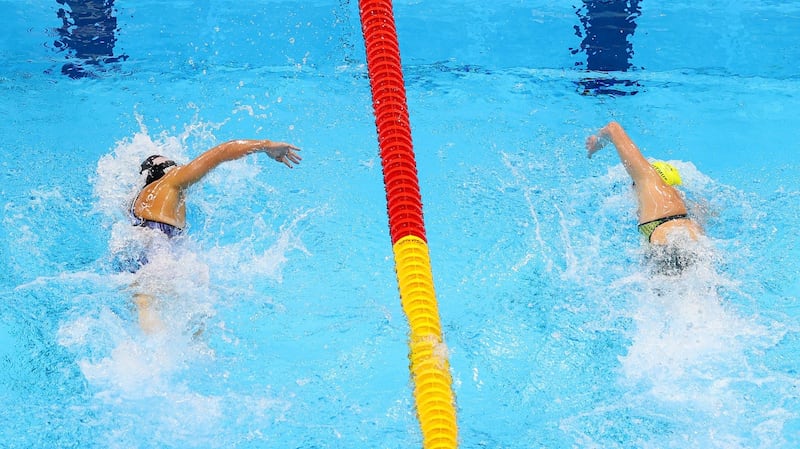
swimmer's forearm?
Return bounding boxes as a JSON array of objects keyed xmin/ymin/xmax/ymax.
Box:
[
  {"xmin": 602, "ymin": 123, "xmax": 644, "ymax": 162},
  {"xmin": 216, "ymin": 139, "xmax": 275, "ymax": 160},
  {"xmin": 216, "ymin": 140, "xmax": 300, "ymax": 164},
  {"xmin": 173, "ymin": 139, "xmax": 289, "ymax": 187},
  {"xmin": 598, "ymin": 122, "xmax": 652, "ymax": 179},
  {"xmin": 195, "ymin": 139, "xmax": 292, "ymax": 167},
  {"xmin": 599, "ymin": 122, "xmax": 624, "ymax": 145}
]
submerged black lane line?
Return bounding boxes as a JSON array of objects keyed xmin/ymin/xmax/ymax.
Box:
[
  {"xmin": 570, "ymin": 0, "xmax": 642, "ymax": 96},
  {"xmin": 53, "ymin": 0, "xmax": 128, "ymax": 79}
]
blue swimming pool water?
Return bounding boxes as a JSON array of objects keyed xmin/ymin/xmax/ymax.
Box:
[{"xmin": 1, "ymin": 1, "xmax": 799, "ymax": 448}]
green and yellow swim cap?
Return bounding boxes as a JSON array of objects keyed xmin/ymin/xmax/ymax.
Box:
[{"xmin": 651, "ymin": 161, "xmax": 682, "ymax": 186}]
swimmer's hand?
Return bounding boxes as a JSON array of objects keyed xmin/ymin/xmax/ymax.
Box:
[
  {"xmin": 586, "ymin": 134, "xmax": 609, "ymax": 158},
  {"xmin": 263, "ymin": 141, "xmax": 302, "ymax": 168}
]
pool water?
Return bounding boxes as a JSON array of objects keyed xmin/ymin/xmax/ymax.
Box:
[{"xmin": 1, "ymin": 1, "xmax": 799, "ymax": 448}]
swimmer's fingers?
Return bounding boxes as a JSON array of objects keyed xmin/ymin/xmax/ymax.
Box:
[
  {"xmin": 281, "ymin": 148, "xmax": 302, "ymax": 168},
  {"xmin": 265, "ymin": 142, "xmax": 301, "ymax": 167},
  {"xmin": 585, "ymin": 134, "xmax": 607, "ymax": 158},
  {"xmin": 586, "ymin": 136, "xmax": 597, "ymax": 158}
]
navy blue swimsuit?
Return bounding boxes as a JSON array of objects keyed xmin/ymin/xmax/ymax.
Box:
[
  {"xmin": 130, "ymin": 213, "xmax": 184, "ymax": 238},
  {"xmin": 115, "ymin": 204, "xmax": 184, "ymax": 273}
]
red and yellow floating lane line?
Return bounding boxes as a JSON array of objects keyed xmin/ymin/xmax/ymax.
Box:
[{"xmin": 359, "ymin": 1, "xmax": 458, "ymax": 448}]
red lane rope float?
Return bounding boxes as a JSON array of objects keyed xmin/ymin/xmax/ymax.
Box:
[
  {"xmin": 359, "ymin": 1, "xmax": 459, "ymax": 448},
  {"xmin": 360, "ymin": 0, "xmax": 424, "ymax": 243}
]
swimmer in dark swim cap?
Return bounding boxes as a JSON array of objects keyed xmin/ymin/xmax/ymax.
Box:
[{"xmin": 129, "ymin": 138, "xmax": 301, "ymax": 332}]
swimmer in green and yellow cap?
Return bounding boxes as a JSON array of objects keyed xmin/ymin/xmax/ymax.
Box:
[
  {"xmin": 586, "ymin": 122, "xmax": 703, "ymax": 273},
  {"xmin": 650, "ymin": 160, "xmax": 682, "ymax": 186}
]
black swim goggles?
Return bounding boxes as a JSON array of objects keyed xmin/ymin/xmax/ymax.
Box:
[{"xmin": 140, "ymin": 155, "xmax": 177, "ymax": 184}]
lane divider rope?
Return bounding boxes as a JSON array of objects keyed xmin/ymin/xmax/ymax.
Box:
[{"xmin": 358, "ymin": 1, "xmax": 459, "ymax": 447}]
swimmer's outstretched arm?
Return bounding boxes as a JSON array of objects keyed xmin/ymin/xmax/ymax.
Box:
[
  {"xmin": 586, "ymin": 121, "xmax": 654, "ymax": 185},
  {"xmin": 170, "ymin": 139, "xmax": 302, "ymax": 189}
]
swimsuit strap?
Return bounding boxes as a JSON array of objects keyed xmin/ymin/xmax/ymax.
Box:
[
  {"xmin": 129, "ymin": 200, "xmax": 146, "ymax": 226},
  {"xmin": 638, "ymin": 214, "xmax": 689, "ymax": 242},
  {"xmin": 129, "ymin": 200, "xmax": 183, "ymax": 238},
  {"xmin": 138, "ymin": 219, "xmax": 184, "ymax": 238}
]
